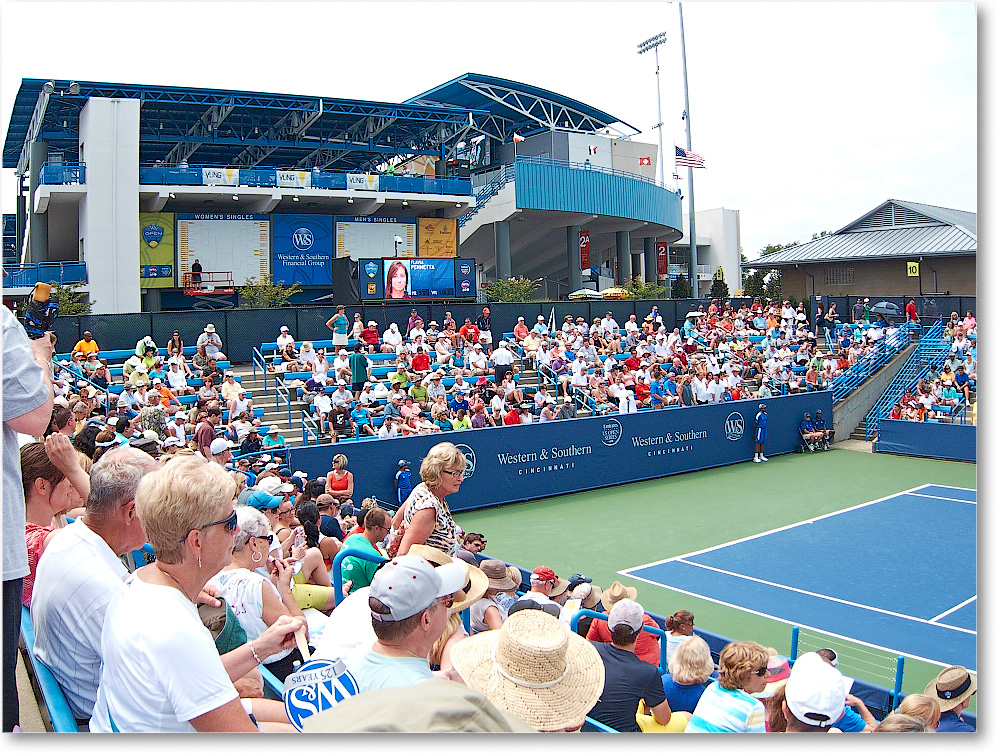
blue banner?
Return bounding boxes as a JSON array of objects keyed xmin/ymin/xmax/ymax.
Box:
[
  {"xmin": 876, "ymin": 419, "xmax": 976, "ymax": 462},
  {"xmin": 288, "ymin": 392, "xmax": 833, "ymax": 513},
  {"xmin": 271, "ymin": 214, "xmax": 334, "ymax": 286}
]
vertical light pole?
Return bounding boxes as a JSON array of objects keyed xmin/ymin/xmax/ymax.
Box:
[
  {"xmin": 679, "ymin": 2, "xmax": 698, "ymax": 297},
  {"xmin": 637, "ymin": 31, "xmax": 668, "ymax": 188}
]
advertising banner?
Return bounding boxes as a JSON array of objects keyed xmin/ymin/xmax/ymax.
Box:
[
  {"xmin": 271, "ymin": 214, "xmax": 334, "ymax": 286},
  {"xmin": 455, "ymin": 258, "xmax": 475, "ymax": 298},
  {"xmin": 418, "ymin": 218, "xmax": 458, "ymax": 257},
  {"xmin": 580, "ymin": 230, "xmax": 591, "ymax": 269},
  {"xmin": 288, "ymin": 392, "xmax": 833, "ymax": 513},
  {"xmin": 276, "ymin": 170, "xmax": 312, "ymax": 188},
  {"xmin": 347, "ymin": 174, "xmax": 379, "ymax": 191},
  {"xmin": 656, "ymin": 242, "xmax": 668, "ymax": 275},
  {"xmin": 202, "ymin": 167, "xmax": 240, "ymax": 186},
  {"xmin": 139, "ymin": 212, "xmax": 175, "ymax": 289}
]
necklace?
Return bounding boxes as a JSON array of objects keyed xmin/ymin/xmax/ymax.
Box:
[{"xmin": 157, "ymin": 566, "xmax": 192, "ymax": 601}]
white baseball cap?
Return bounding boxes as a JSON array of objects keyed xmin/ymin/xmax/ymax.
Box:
[
  {"xmin": 209, "ymin": 438, "xmax": 230, "ymax": 455},
  {"xmin": 784, "ymin": 652, "xmax": 853, "ymax": 727},
  {"xmin": 608, "ymin": 599, "xmax": 644, "ymax": 632},
  {"xmin": 369, "ymin": 555, "xmax": 467, "ymax": 621}
]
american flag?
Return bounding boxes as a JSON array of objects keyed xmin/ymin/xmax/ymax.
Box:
[{"xmin": 675, "ymin": 146, "xmax": 705, "ymax": 168}]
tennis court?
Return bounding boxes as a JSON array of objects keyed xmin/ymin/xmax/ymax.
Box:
[{"xmin": 620, "ymin": 484, "xmax": 976, "ymax": 671}]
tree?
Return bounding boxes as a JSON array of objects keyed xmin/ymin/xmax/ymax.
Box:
[
  {"xmin": 623, "ymin": 276, "xmax": 667, "ymax": 300},
  {"xmin": 742, "ymin": 269, "xmax": 767, "ymax": 299},
  {"xmin": 709, "ymin": 272, "xmax": 729, "ymax": 299},
  {"xmin": 761, "ymin": 241, "xmax": 799, "ymax": 256},
  {"xmin": 50, "ymin": 281, "xmax": 93, "ymax": 315},
  {"xmin": 237, "ymin": 276, "xmax": 303, "ymax": 309},
  {"xmin": 483, "ymin": 276, "xmax": 541, "ymax": 303},
  {"xmin": 671, "ymin": 274, "xmax": 692, "ymax": 299},
  {"xmin": 811, "ymin": 230, "xmax": 832, "ymax": 241}
]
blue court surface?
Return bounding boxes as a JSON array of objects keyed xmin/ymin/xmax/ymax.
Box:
[{"xmin": 622, "ymin": 484, "xmax": 976, "ymax": 671}]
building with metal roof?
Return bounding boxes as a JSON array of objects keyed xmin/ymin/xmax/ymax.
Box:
[
  {"xmin": 3, "ymin": 74, "xmax": 739, "ymax": 311},
  {"xmin": 743, "ymin": 199, "xmax": 976, "ymax": 299}
]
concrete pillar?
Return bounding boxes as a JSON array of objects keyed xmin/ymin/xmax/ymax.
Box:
[
  {"xmin": 631, "ymin": 252, "xmax": 642, "ymax": 281},
  {"xmin": 616, "ymin": 231, "xmax": 631, "ymax": 283},
  {"xmin": 78, "ymin": 97, "xmax": 141, "ymax": 314},
  {"xmin": 28, "ymin": 141, "xmax": 49, "ymax": 264},
  {"xmin": 566, "ymin": 225, "xmax": 583, "ymax": 293},
  {"xmin": 494, "ymin": 221, "xmax": 511, "ymax": 280},
  {"xmin": 644, "ymin": 237, "xmax": 657, "ymax": 283}
]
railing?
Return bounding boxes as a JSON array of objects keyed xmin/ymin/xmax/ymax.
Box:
[
  {"xmin": 458, "ymin": 163, "xmax": 516, "ymax": 228},
  {"xmin": 300, "ymin": 410, "xmax": 320, "ymax": 446},
  {"xmin": 52, "ymin": 365, "xmax": 111, "ymax": 415},
  {"xmin": 275, "ymin": 376, "xmax": 292, "ymax": 427},
  {"xmin": 3, "ymin": 261, "xmax": 87, "ymax": 287},
  {"xmin": 571, "ymin": 609, "xmax": 668, "ymax": 673},
  {"xmin": 864, "ymin": 319, "xmax": 953, "ymax": 439},
  {"xmin": 330, "ymin": 548, "xmax": 390, "ymax": 605},
  {"xmin": 38, "ymin": 161, "xmax": 86, "ymax": 185},
  {"xmin": 514, "ymin": 155, "xmax": 680, "ymax": 191},
  {"xmin": 137, "ymin": 164, "xmax": 472, "ymax": 196},
  {"xmin": 830, "ymin": 322, "xmax": 920, "ymax": 403}
]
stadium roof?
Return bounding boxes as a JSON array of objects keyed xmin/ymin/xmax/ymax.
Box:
[
  {"xmin": 406, "ymin": 73, "xmax": 640, "ymax": 144},
  {"xmin": 4, "ymin": 78, "xmax": 489, "ymax": 173},
  {"xmin": 746, "ymin": 199, "xmax": 976, "ymax": 268}
]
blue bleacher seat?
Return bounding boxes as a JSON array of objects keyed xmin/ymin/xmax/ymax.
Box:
[{"xmin": 19, "ymin": 607, "xmax": 81, "ymax": 732}]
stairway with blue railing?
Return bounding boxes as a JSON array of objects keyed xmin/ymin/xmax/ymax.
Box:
[
  {"xmin": 458, "ymin": 163, "xmax": 516, "ymax": 228},
  {"xmin": 863, "ymin": 319, "xmax": 953, "ymax": 439},
  {"xmin": 829, "ymin": 322, "xmax": 920, "ymax": 403}
]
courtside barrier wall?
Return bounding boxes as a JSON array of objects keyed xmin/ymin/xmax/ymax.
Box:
[
  {"xmin": 288, "ymin": 392, "xmax": 834, "ymax": 513},
  {"xmin": 875, "ymin": 418, "xmax": 976, "ymax": 462}
]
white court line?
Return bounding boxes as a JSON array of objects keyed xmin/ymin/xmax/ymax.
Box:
[
  {"xmin": 622, "ymin": 484, "xmax": 929, "ymax": 573},
  {"xmin": 914, "ymin": 484, "xmax": 977, "ymax": 493},
  {"xmin": 670, "ymin": 558, "xmax": 976, "ymax": 636},
  {"xmin": 910, "ymin": 492, "xmax": 978, "ymax": 505},
  {"xmin": 621, "ymin": 570, "xmax": 977, "ymax": 674},
  {"xmin": 929, "ymin": 595, "xmax": 977, "ymax": 623}
]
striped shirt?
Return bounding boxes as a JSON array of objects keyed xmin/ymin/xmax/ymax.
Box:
[{"xmin": 685, "ymin": 680, "xmax": 765, "ymax": 732}]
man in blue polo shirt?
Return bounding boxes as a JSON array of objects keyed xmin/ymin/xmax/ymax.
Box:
[
  {"xmin": 649, "ymin": 372, "xmax": 666, "ymax": 410},
  {"xmin": 449, "ymin": 390, "xmax": 470, "ymax": 414},
  {"xmin": 812, "ymin": 409, "xmax": 833, "ymax": 449},
  {"xmin": 799, "ymin": 412, "xmax": 823, "ymax": 451},
  {"xmin": 754, "ymin": 404, "xmax": 768, "ymax": 463},
  {"xmin": 953, "ymin": 364, "xmax": 971, "ymax": 402}
]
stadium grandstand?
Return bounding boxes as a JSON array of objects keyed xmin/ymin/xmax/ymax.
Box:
[{"xmin": 5, "ymin": 76, "xmax": 975, "ymax": 736}]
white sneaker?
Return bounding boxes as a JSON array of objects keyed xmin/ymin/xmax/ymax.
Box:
[{"xmin": 760, "ymin": 455, "xmax": 768, "ymax": 461}]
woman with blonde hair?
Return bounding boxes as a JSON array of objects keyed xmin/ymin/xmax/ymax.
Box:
[
  {"xmin": 390, "ymin": 442, "xmax": 466, "ymax": 556},
  {"xmin": 89, "ymin": 456, "xmax": 304, "ymax": 732},
  {"xmin": 895, "ymin": 693, "xmax": 940, "ymax": 730},
  {"xmin": 324, "ymin": 453, "xmax": 354, "ymax": 509},
  {"xmin": 661, "ymin": 635, "xmax": 715, "ymax": 713},
  {"xmin": 874, "ymin": 713, "xmax": 932, "ymax": 732},
  {"xmin": 685, "ymin": 640, "xmax": 769, "ymax": 732}
]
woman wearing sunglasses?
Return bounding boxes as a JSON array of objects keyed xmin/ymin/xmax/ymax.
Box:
[
  {"xmin": 90, "ymin": 456, "xmax": 305, "ymax": 732},
  {"xmin": 685, "ymin": 640, "xmax": 770, "ymax": 733}
]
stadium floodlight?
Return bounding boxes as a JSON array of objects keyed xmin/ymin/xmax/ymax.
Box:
[
  {"xmin": 347, "ymin": 197, "xmax": 354, "ymax": 204},
  {"xmin": 292, "ymin": 196, "xmax": 299, "ymax": 202},
  {"xmin": 637, "ymin": 31, "xmax": 668, "ymax": 188},
  {"xmin": 42, "ymin": 81, "xmax": 55, "ymax": 94},
  {"xmin": 68, "ymin": 82, "xmax": 80, "ymax": 95},
  {"xmin": 232, "ymin": 194, "xmax": 239, "ymax": 201},
  {"xmin": 402, "ymin": 200, "xmax": 409, "ymax": 207}
]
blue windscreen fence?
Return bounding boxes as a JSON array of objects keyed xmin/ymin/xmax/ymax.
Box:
[
  {"xmin": 875, "ymin": 419, "xmax": 976, "ymax": 462},
  {"xmin": 288, "ymin": 392, "xmax": 833, "ymax": 513}
]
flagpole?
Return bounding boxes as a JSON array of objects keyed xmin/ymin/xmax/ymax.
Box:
[{"xmin": 679, "ymin": 2, "xmax": 698, "ymax": 297}]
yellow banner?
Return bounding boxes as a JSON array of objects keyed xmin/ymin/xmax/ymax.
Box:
[
  {"xmin": 418, "ymin": 218, "xmax": 458, "ymax": 257},
  {"xmin": 139, "ymin": 212, "xmax": 175, "ymax": 289}
]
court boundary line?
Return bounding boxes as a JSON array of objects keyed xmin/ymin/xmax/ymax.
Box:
[
  {"xmin": 929, "ymin": 595, "xmax": 977, "ymax": 624},
  {"xmin": 670, "ymin": 558, "xmax": 976, "ymax": 636},
  {"xmin": 910, "ymin": 492, "xmax": 977, "ymax": 505},
  {"xmin": 623, "ymin": 484, "xmax": 932, "ymax": 573},
  {"xmin": 622, "ymin": 571, "xmax": 977, "ymax": 673}
]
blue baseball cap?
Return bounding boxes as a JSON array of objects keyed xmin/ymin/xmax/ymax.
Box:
[{"xmin": 247, "ymin": 490, "xmax": 282, "ymax": 512}]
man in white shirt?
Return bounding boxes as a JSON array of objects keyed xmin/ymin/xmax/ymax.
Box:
[
  {"xmin": 466, "ymin": 344, "xmax": 490, "ymax": 377},
  {"xmin": 276, "ymin": 326, "xmax": 295, "ymax": 351},
  {"xmin": 31, "ymin": 447, "xmax": 159, "ymax": 722},
  {"xmin": 624, "ymin": 314, "xmax": 640, "ymax": 337},
  {"xmin": 333, "ymin": 349, "xmax": 352, "ymax": 382},
  {"xmin": 490, "ymin": 340, "xmax": 515, "ymax": 384},
  {"xmin": 521, "ymin": 566, "xmax": 568, "ymax": 608},
  {"xmin": 600, "ymin": 312, "xmax": 620, "ymax": 337},
  {"xmin": 196, "ymin": 323, "xmax": 226, "ymax": 360},
  {"xmin": 166, "ymin": 362, "xmax": 193, "ymax": 395},
  {"xmin": 381, "ymin": 324, "xmax": 403, "ymax": 353}
]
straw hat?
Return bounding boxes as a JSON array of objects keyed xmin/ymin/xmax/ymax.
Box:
[
  {"xmin": 407, "ymin": 545, "xmax": 453, "ymax": 566},
  {"xmin": 571, "ymin": 582, "xmax": 603, "ymax": 610},
  {"xmin": 480, "ymin": 559, "xmax": 518, "ymax": 592},
  {"xmin": 450, "ymin": 562, "xmax": 489, "ymax": 615},
  {"xmin": 924, "ymin": 666, "xmax": 976, "ymax": 712},
  {"xmin": 450, "ymin": 610, "xmax": 605, "ymax": 731},
  {"xmin": 602, "ymin": 580, "xmax": 637, "ymax": 608},
  {"xmin": 505, "ymin": 565, "xmax": 523, "ymax": 589}
]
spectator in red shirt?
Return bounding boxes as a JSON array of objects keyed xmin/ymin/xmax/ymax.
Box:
[
  {"xmin": 623, "ymin": 347, "xmax": 641, "ymax": 372},
  {"xmin": 586, "ymin": 581, "xmax": 662, "ymax": 666},
  {"xmin": 906, "ymin": 298, "xmax": 918, "ymax": 323},
  {"xmin": 458, "ymin": 318, "xmax": 480, "ymax": 348},
  {"xmin": 411, "ymin": 345, "xmax": 431, "ymax": 376},
  {"xmin": 512, "ymin": 316, "xmax": 529, "ymax": 343},
  {"xmin": 504, "ymin": 405, "xmax": 525, "ymax": 426},
  {"xmin": 359, "ymin": 320, "xmax": 381, "ymax": 352}
]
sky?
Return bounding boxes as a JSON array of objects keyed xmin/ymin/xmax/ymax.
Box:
[{"xmin": 0, "ymin": 1, "xmax": 980, "ymax": 262}]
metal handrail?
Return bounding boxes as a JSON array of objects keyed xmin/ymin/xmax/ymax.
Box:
[
  {"xmin": 570, "ymin": 609, "xmax": 668, "ymax": 673},
  {"xmin": 330, "ymin": 548, "xmax": 389, "ymax": 606},
  {"xmin": 829, "ymin": 322, "xmax": 919, "ymax": 403},
  {"xmin": 300, "ymin": 410, "xmax": 319, "ymax": 446},
  {"xmin": 275, "ymin": 377, "xmax": 292, "ymax": 426}
]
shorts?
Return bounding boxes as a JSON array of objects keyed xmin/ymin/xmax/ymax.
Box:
[
  {"xmin": 755, "ymin": 429, "xmax": 767, "ymax": 444},
  {"xmin": 352, "ymin": 382, "xmax": 365, "ymax": 393},
  {"xmin": 480, "ymin": 330, "xmax": 492, "ymax": 345},
  {"xmin": 291, "ymin": 570, "xmax": 333, "ymax": 610}
]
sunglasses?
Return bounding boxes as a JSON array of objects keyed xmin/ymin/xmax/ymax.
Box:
[
  {"xmin": 180, "ymin": 509, "xmax": 238, "ymax": 541},
  {"xmin": 753, "ymin": 667, "xmax": 770, "ymax": 677}
]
